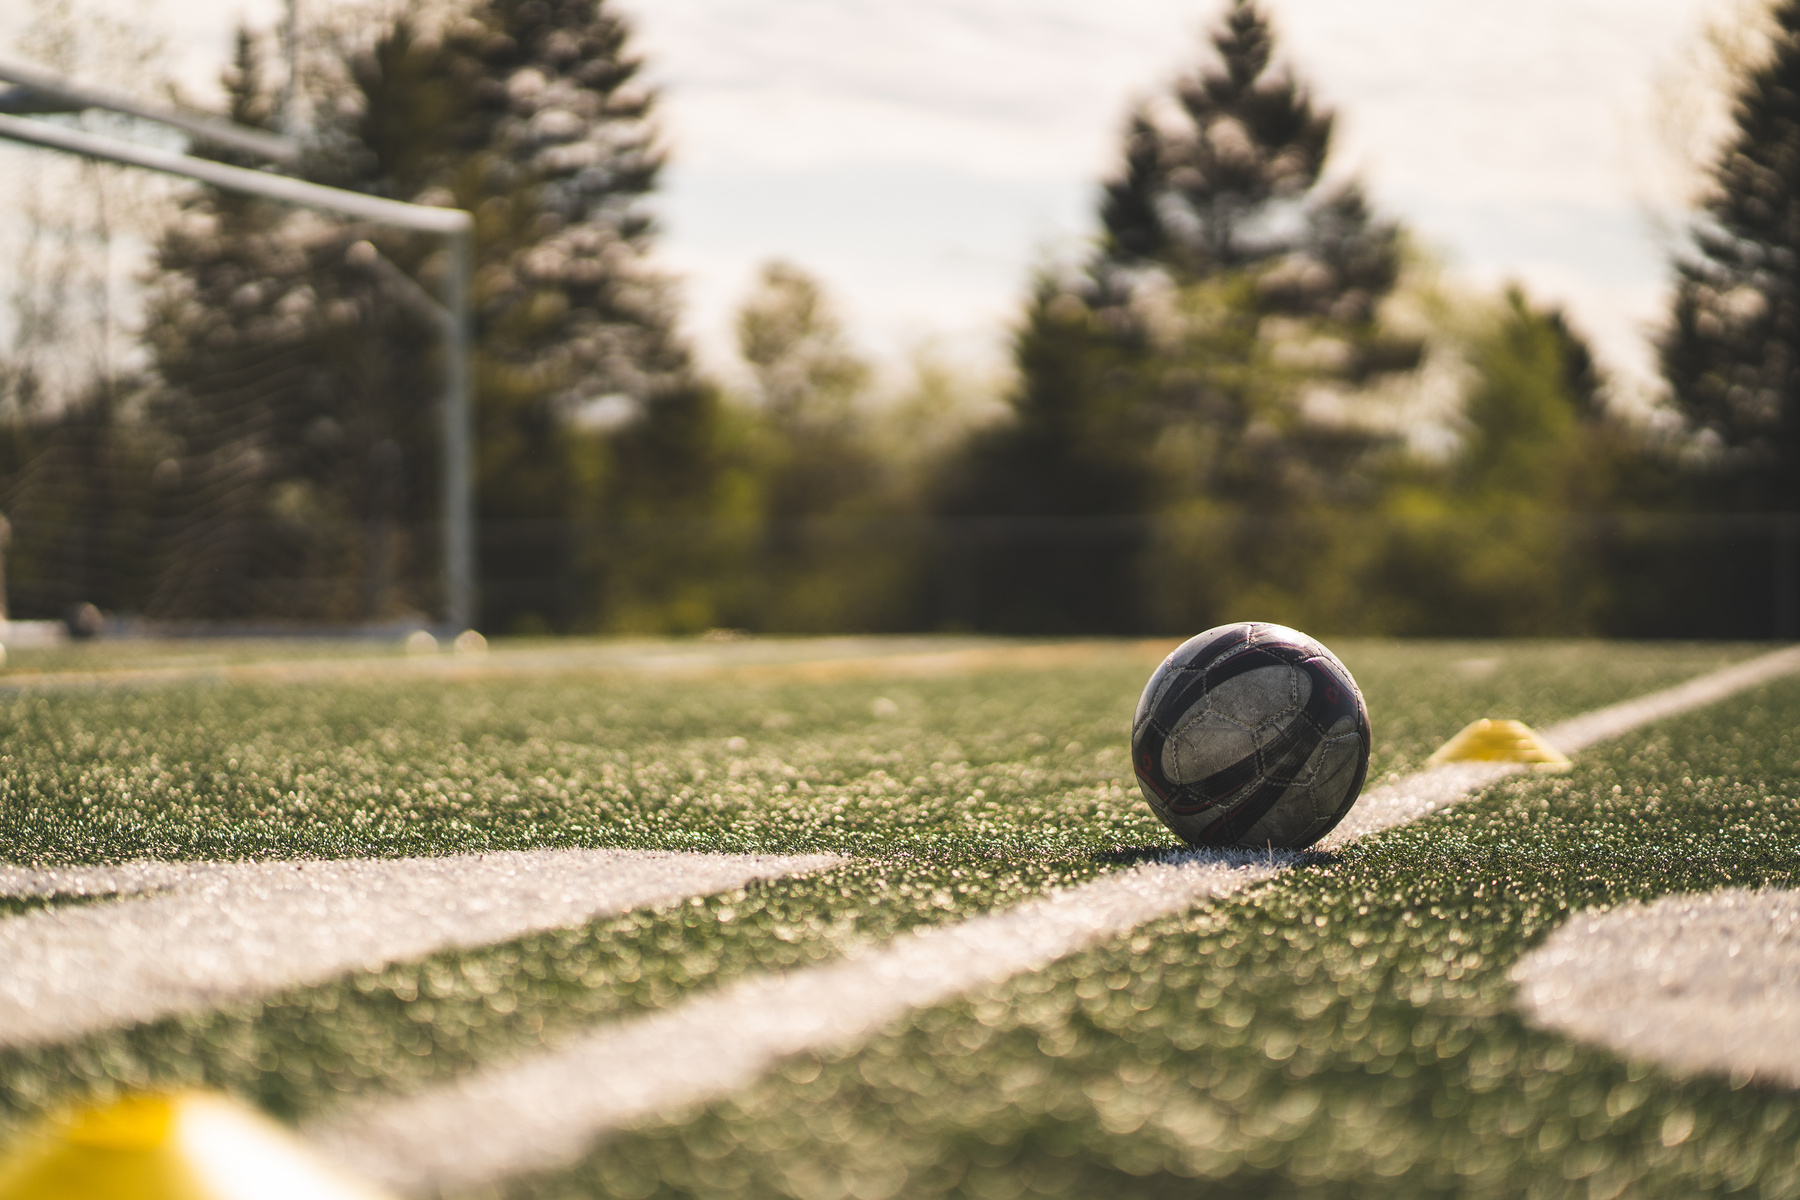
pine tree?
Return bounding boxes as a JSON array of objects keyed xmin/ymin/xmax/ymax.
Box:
[
  {"xmin": 438, "ymin": 0, "xmax": 690, "ymax": 421},
  {"xmin": 144, "ymin": 0, "xmax": 721, "ymax": 628},
  {"xmin": 144, "ymin": 29, "xmax": 443, "ymax": 620},
  {"xmin": 1661, "ymin": 1, "xmax": 1800, "ymax": 512},
  {"xmin": 429, "ymin": 0, "xmax": 704, "ymax": 631},
  {"xmin": 1094, "ymin": 0, "xmax": 1396, "ymax": 321},
  {"xmin": 940, "ymin": 0, "xmax": 1414, "ymax": 633}
]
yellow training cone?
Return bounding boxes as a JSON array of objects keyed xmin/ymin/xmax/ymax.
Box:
[
  {"xmin": 0, "ymin": 1091, "xmax": 393, "ymax": 1200},
  {"xmin": 1426, "ymin": 718, "xmax": 1572, "ymax": 772}
]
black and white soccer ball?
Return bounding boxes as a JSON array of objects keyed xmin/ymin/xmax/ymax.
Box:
[{"xmin": 1131, "ymin": 622, "xmax": 1371, "ymax": 850}]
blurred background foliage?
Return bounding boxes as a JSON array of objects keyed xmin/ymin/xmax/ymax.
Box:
[{"xmin": 0, "ymin": 0, "xmax": 1796, "ymax": 638}]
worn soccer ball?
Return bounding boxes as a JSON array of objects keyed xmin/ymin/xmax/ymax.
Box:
[{"xmin": 1131, "ymin": 622, "xmax": 1370, "ymax": 850}]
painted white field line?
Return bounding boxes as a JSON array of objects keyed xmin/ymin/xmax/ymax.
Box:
[
  {"xmin": 312, "ymin": 645, "xmax": 1800, "ymax": 1195},
  {"xmin": 1540, "ymin": 645, "xmax": 1800, "ymax": 752},
  {"xmin": 1513, "ymin": 888, "xmax": 1800, "ymax": 1087},
  {"xmin": 1322, "ymin": 645, "xmax": 1800, "ymax": 848},
  {"xmin": 0, "ymin": 849, "xmax": 842, "ymax": 1048},
  {"xmin": 311, "ymin": 850, "xmax": 1291, "ymax": 1194}
]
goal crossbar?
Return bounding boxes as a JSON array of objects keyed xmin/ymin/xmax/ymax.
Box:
[
  {"xmin": 0, "ymin": 56, "xmax": 302, "ymax": 166},
  {"xmin": 0, "ymin": 111, "xmax": 477, "ymax": 632}
]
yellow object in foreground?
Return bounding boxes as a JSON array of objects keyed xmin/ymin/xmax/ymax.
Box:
[
  {"xmin": 0, "ymin": 1091, "xmax": 392, "ymax": 1200},
  {"xmin": 1426, "ymin": 718, "xmax": 1572, "ymax": 772}
]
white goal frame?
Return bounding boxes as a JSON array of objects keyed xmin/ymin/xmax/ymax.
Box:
[{"xmin": 0, "ymin": 92, "xmax": 477, "ymax": 632}]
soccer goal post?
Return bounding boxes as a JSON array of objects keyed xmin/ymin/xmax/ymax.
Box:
[{"xmin": 0, "ymin": 108, "xmax": 477, "ymax": 632}]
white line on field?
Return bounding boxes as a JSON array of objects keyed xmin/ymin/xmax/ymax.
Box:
[
  {"xmin": 314, "ymin": 645, "xmax": 1800, "ymax": 1196},
  {"xmin": 0, "ymin": 849, "xmax": 842, "ymax": 1049},
  {"xmin": 1513, "ymin": 887, "xmax": 1800, "ymax": 1086},
  {"xmin": 311, "ymin": 850, "xmax": 1292, "ymax": 1194},
  {"xmin": 1540, "ymin": 646, "xmax": 1800, "ymax": 751},
  {"xmin": 1321, "ymin": 645, "xmax": 1800, "ymax": 848}
]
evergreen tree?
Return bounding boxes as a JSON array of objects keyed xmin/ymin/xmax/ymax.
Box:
[
  {"xmin": 1661, "ymin": 1, "xmax": 1800, "ymax": 513},
  {"xmin": 144, "ymin": 0, "xmax": 721, "ymax": 628},
  {"xmin": 145, "ymin": 29, "xmax": 442, "ymax": 619},
  {"xmin": 940, "ymin": 0, "xmax": 1414, "ymax": 633},
  {"xmin": 434, "ymin": 0, "xmax": 705, "ymax": 631},
  {"xmin": 1094, "ymin": 0, "xmax": 1396, "ymax": 321}
]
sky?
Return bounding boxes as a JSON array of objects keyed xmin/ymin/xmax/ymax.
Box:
[{"xmin": 0, "ymin": 0, "xmax": 1733, "ymax": 396}]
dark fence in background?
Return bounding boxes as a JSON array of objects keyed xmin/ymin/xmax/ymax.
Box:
[{"xmin": 4, "ymin": 510, "xmax": 1796, "ymax": 640}]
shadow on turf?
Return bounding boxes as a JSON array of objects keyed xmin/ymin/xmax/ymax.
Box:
[{"xmin": 1092, "ymin": 846, "xmax": 1337, "ymax": 870}]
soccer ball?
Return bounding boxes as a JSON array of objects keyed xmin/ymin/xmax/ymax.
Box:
[{"xmin": 1131, "ymin": 622, "xmax": 1370, "ymax": 850}]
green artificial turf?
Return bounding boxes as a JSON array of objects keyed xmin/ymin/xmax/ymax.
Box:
[
  {"xmin": 0, "ymin": 850, "xmax": 1119, "ymax": 1131},
  {"xmin": 0, "ymin": 639, "xmax": 1758, "ymax": 865},
  {"xmin": 0, "ymin": 637, "xmax": 1785, "ymax": 1196},
  {"xmin": 512, "ymin": 676, "xmax": 1800, "ymax": 1200}
]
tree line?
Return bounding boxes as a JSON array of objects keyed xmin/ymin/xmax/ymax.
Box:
[{"xmin": 1, "ymin": 0, "xmax": 1796, "ymax": 637}]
